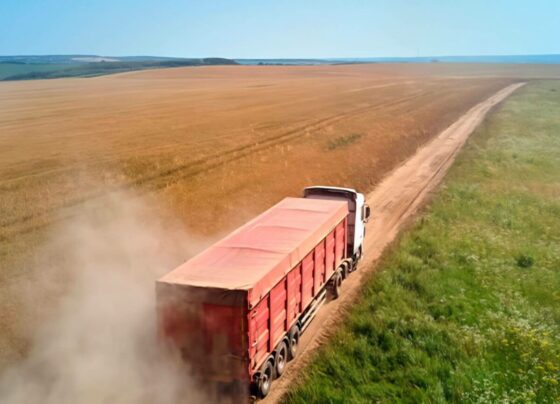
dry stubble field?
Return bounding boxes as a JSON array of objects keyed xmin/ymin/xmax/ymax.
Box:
[{"xmin": 1, "ymin": 63, "xmax": 559, "ymax": 367}]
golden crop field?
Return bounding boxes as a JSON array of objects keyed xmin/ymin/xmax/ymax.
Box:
[{"xmin": 1, "ymin": 63, "xmax": 559, "ymax": 367}]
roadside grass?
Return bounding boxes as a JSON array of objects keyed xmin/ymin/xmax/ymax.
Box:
[{"xmin": 285, "ymin": 80, "xmax": 560, "ymax": 403}]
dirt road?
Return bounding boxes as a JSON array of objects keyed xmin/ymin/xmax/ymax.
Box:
[{"xmin": 262, "ymin": 82, "xmax": 525, "ymax": 403}]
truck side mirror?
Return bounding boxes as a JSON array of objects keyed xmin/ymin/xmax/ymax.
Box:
[{"xmin": 363, "ymin": 205, "xmax": 371, "ymax": 223}]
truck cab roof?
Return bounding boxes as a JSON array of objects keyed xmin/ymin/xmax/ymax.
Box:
[{"xmin": 304, "ymin": 185, "xmax": 358, "ymax": 195}]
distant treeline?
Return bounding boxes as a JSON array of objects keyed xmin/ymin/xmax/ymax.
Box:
[{"xmin": 1, "ymin": 58, "xmax": 238, "ymax": 81}]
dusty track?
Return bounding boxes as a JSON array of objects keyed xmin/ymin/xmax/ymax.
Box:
[{"xmin": 262, "ymin": 82, "xmax": 525, "ymax": 403}]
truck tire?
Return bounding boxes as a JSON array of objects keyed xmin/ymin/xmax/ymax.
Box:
[
  {"xmin": 329, "ymin": 271, "xmax": 342, "ymax": 299},
  {"xmin": 287, "ymin": 326, "xmax": 300, "ymax": 360},
  {"xmin": 274, "ymin": 341, "xmax": 288, "ymax": 376},
  {"xmin": 352, "ymin": 247, "xmax": 363, "ymax": 271},
  {"xmin": 257, "ymin": 361, "xmax": 274, "ymax": 398},
  {"xmin": 341, "ymin": 262, "xmax": 350, "ymax": 279}
]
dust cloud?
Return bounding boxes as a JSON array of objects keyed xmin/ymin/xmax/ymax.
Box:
[{"xmin": 0, "ymin": 191, "xmax": 212, "ymax": 404}]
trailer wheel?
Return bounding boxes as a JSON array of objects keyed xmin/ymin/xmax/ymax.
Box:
[
  {"xmin": 287, "ymin": 326, "xmax": 300, "ymax": 360},
  {"xmin": 257, "ymin": 361, "xmax": 274, "ymax": 398},
  {"xmin": 341, "ymin": 262, "xmax": 350, "ymax": 279},
  {"xmin": 274, "ymin": 341, "xmax": 288, "ymax": 376},
  {"xmin": 329, "ymin": 271, "xmax": 343, "ymax": 299}
]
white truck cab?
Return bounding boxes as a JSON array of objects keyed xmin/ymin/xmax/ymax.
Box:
[{"xmin": 303, "ymin": 186, "xmax": 370, "ymax": 263}]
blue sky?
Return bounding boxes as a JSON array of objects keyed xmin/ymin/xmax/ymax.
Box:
[{"xmin": 1, "ymin": 0, "xmax": 558, "ymax": 58}]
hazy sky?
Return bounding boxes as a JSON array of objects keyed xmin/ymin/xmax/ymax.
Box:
[{"xmin": 1, "ymin": 0, "xmax": 558, "ymax": 58}]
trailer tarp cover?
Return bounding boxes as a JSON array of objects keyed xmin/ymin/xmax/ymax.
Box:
[{"xmin": 158, "ymin": 197, "xmax": 348, "ymax": 306}]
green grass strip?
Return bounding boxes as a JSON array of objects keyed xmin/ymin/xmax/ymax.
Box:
[{"xmin": 286, "ymin": 80, "xmax": 560, "ymax": 403}]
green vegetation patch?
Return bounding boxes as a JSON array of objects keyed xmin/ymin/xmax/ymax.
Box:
[
  {"xmin": 0, "ymin": 62, "xmax": 69, "ymax": 80},
  {"xmin": 286, "ymin": 80, "xmax": 560, "ymax": 403},
  {"xmin": 327, "ymin": 133, "xmax": 363, "ymax": 150},
  {"xmin": 0, "ymin": 58, "xmax": 238, "ymax": 81}
]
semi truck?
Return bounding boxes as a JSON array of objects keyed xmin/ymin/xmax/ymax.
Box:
[{"xmin": 156, "ymin": 186, "xmax": 370, "ymax": 399}]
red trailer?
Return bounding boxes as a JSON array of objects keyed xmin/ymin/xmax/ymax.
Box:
[{"xmin": 157, "ymin": 191, "xmax": 369, "ymax": 399}]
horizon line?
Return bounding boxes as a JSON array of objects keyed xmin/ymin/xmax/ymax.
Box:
[{"xmin": 1, "ymin": 52, "xmax": 560, "ymax": 59}]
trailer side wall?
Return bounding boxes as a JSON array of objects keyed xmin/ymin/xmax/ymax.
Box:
[{"xmin": 247, "ymin": 217, "xmax": 347, "ymax": 374}]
